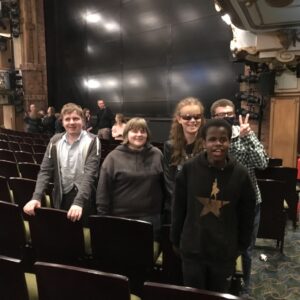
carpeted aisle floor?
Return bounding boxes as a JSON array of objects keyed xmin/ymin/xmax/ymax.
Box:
[{"xmin": 249, "ymin": 221, "xmax": 300, "ymax": 300}]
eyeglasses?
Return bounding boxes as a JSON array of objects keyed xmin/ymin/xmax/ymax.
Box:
[
  {"xmin": 180, "ymin": 114, "xmax": 202, "ymax": 121},
  {"xmin": 213, "ymin": 112, "xmax": 235, "ymax": 118}
]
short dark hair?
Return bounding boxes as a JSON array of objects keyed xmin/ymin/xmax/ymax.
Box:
[{"xmin": 201, "ymin": 119, "xmax": 232, "ymax": 140}]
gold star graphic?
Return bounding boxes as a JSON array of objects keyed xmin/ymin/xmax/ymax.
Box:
[
  {"xmin": 197, "ymin": 178, "xmax": 229, "ymax": 217},
  {"xmin": 197, "ymin": 197, "xmax": 229, "ymax": 217}
]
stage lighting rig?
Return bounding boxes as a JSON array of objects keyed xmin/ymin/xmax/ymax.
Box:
[
  {"xmin": 236, "ymin": 108, "xmax": 260, "ymax": 121},
  {"xmin": 236, "ymin": 74, "xmax": 259, "ymax": 83},
  {"xmin": 235, "ymin": 92, "xmax": 262, "ymax": 105}
]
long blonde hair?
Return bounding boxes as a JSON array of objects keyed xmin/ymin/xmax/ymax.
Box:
[{"xmin": 169, "ymin": 97, "xmax": 205, "ymax": 165}]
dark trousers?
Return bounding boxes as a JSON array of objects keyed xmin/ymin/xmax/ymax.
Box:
[
  {"xmin": 130, "ymin": 214, "xmax": 161, "ymax": 242},
  {"xmin": 60, "ymin": 186, "xmax": 78, "ymax": 211},
  {"xmin": 60, "ymin": 185, "xmax": 96, "ymax": 226},
  {"xmin": 182, "ymin": 256, "xmax": 235, "ymax": 293}
]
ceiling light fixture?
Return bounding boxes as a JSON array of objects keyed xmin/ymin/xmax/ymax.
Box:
[
  {"xmin": 85, "ymin": 13, "xmax": 102, "ymax": 23},
  {"xmin": 221, "ymin": 13, "xmax": 232, "ymax": 25}
]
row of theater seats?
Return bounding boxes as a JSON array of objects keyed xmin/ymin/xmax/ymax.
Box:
[
  {"xmin": 0, "ymin": 131, "xmax": 46, "ymax": 197},
  {"xmin": 0, "ymin": 142, "xmax": 47, "ymax": 155},
  {"xmin": 0, "ymin": 129, "xmax": 48, "ymax": 184},
  {"xmin": 0, "ymin": 133, "xmax": 48, "ymax": 143},
  {"xmin": 0, "ymin": 130, "xmax": 244, "ymax": 299},
  {"xmin": 0, "ymin": 148, "xmax": 44, "ymax": 164},
  {"xmin": 2, "ymin": 128, "xmax": 295, "ymax": 296},
  {"xmin": 0, "ymin": 176, "xmax": 53, "ymax": 209},
  {"xmin": 0, "ymin": 256, "xmax": 242, "ymax": 300},
  {"xmin": 0, "ymin": 127, "xmax": 50, "ymax": 140},
  {"xmin": 256, "ymin": 166, "xmax": 298, "ymax": 225},
  {"xmin": 0, "ymin": 134, "xmax": 49, "ymax": 145},
  {"xmin": 0, "ymin": 160, "xmax": 41, "ymax": 180},
  {"xmin": 254, "ymin": 163, "xmax": 299, "ymax": 254},
  {"xmin": 0, "ymin": 126, "xmax": 163, "ymax": 162},
  {"xmin": 0, "ymin": 203, "xmax": 242, "ymax": 299}
]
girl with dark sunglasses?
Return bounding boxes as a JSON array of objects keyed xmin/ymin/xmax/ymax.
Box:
[{"xmin": 163, "ymin": 97, "xmax": 205, "ymax": 224}]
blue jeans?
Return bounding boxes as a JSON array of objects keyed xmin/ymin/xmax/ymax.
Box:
[{"xmin": 241, "ymin": 203, "xmax": 261, "ymax": 293}]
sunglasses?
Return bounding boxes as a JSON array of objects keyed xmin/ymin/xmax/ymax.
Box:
[
  {"xmin": 180, "ymin": 114, "xmax": 202, "ymax": 121},
  {"xmin": 213, "ymin": 112, "xmax": 235, "ymax": 118}
]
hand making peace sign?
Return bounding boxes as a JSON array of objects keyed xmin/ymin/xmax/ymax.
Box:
[{"xmin": 239, "ymin": 114, "xmax": 252, "ymax": 137}]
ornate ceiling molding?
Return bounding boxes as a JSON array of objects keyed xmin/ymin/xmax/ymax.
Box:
[{"xmin": 216, "ymin": 0, "xmax": 300, "ymax": 32}]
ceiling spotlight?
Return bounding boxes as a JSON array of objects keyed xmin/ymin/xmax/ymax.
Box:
[{"xmin": 214, "ymin": 0, "xmax": 222, "ymax": 12}]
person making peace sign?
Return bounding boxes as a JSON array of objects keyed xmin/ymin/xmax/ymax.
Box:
[{"xmin": 210, "ymin": 99, "xmax": 269, "ymax": 298}]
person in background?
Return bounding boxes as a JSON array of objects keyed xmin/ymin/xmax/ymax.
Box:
[
  {"xmin": 171, "ymin": 118, "xmax": 256, "ymax": 293},
  {"xmin": 42, "ymin": 106, "xmax": 56, "ymax": 136},
  {"xmin": 55, "ymin": 113, "xmax": 65, "ymax": 133},
  {"xmin": 111, "ymin": 113, "xmax": 126, "ymax": 141},
  {"xmin": 96, "ymin": 117, "xmax": 165, "ymax": 241},
  {"xmin": 83, "ymin": 108, "xmax": 94, "ymax": 132},
  {"xmin": 28, "ymin": 104, "xmax": 36, "ymax": 114},
  {"xmin": 24, "ymin": 103, "xmax": 36, "ymax": 120},
  {"xmin": 23, "ymin": 103, "xmax": 101, "ymax": 224},
  {"xmin": 163, "ymin": 97, "xmax": 205, "ymax": 223},
  {"xmin": 96, "ymin": 99, "xmax": 114, "ymax": 140},
  {"xmin": 38, "ymin": 109, "xmax": 46, "ymax": 118},
  {"xmin": 210, "ymin": 98, "xmax": 268, "ymax": 298},
  {"xmin": 24, "ymin": 103, "xmax": 42, "ymax": 133}
]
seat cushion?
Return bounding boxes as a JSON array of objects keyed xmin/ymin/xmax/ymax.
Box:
[
  {"xmin": 24, "ymin": 220, "xmax": 31, "ymax": 243},
  {"xmin": 83, "ymin": 227, "xmax": 92, "ymax": 256},
  {"xmin": 25, "ymin": 272, "xmax": 38, "ymax": 300},
  {"xmin": 130, "ymin": 293, "xmax": 141, "ymax": 300},
  {"xmin": 153, "ymin": 241, "xmax": 160, "ymax": 262}
]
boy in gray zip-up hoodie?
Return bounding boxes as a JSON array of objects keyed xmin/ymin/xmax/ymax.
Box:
[{"xmin": 23, "ymin": 103, "xmax": 100, "ymax": 223}]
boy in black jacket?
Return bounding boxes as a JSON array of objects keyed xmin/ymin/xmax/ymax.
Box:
[{"xmin": 171, "ymin": 119, "xmax": 256, "ymax": 293}]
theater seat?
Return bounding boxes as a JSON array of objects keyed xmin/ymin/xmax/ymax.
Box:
[
  {"xmin": 143, "ymin": 281, "xmax": 241, "ymax": 300},
  {"xmin": 257, "ymin": 179, "xmax": 287, "ymax": 253},
  {"xmin": 0, "ymin": 201, "xmax": 27, "ymax": 258},
  {"xmin": 0, "ymin": 255, "xmax": 38, "ymax": 300},
  {"xmin": 35, "ymin": 261, "xmax": 140, "ymax": 300},
  {"xmin": 8, "ymin": 177, "xmax": 37, "ymax": 209},
  {"xmin": 0, "ymin": 160, "xmax": 19, "ymax": 178},
  {"xmin": 0, "ymin": 149, "xmax": 16, "ymax": 162},
  {"xmin": 0, "ymin": 175, "xmax": 12, "ymax": 203},
  {"xmin": 256, "ymin": 166, "xmax": 298, "ymax": 229},
  {"xmin": 89, "ymin": 215, "xmax": 154, "ymax": 295},
  {"xmin": 18, "ymin": 162, "xmax": 40, "ymax": 180},
  {"xmin": 14, "ymin": 151, "xmax": 35, "ymax": 163},
  {"xmin": 29, "ymin": 207, "xmax": 86, "ymax": 265}
]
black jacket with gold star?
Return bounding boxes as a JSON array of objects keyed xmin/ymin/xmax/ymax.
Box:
[{"xmin": 171, "ymin": 151, "xmax": 256, "ymax": 263}]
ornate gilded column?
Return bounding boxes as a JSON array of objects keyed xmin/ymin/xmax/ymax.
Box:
[{"xmin": 14, "ymin": 0, "xmax": 47, "ymax": 130}]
